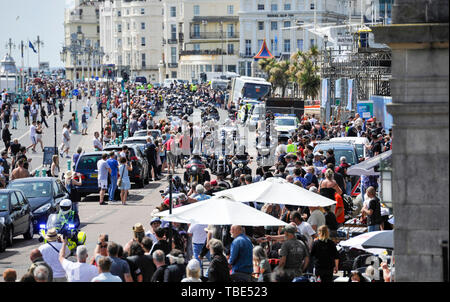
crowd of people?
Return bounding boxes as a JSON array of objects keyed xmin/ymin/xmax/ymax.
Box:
[{"xmin": 1, "ymin": 77, "xmax": 395, "ymax": 282}]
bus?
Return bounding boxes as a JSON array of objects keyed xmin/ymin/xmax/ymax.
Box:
[{"xmin": 228, "ymin": 76, "xmax": 271, "ymax": 110}]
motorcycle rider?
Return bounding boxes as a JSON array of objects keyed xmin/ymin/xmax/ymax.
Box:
[{"xmin": 57, "ymin": 199, "xmax": 80, "ymax": 231}]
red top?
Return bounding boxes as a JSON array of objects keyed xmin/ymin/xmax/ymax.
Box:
[{"xmin": 334, "ymin": 193, "xmax": 345, "ymax": 224}]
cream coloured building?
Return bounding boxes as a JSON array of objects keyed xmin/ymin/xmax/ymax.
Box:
[
  {"xmin": 238, "ymin": 0, "xmax": 349, "ymax": 76},
  {"xmin": 99, "ymin": 0, "xmax": 164, "ymax": 83},
  {"xmin": 161, "ymin": 0, "xmax": 240, "ymax": 82},
  {"xmin": 63, "ymin": 0, "xmax": 102, "ymax": 81}
]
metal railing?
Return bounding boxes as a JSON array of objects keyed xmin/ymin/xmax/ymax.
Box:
[
  {"xmin": 179, "ymin": 49, "xmax": 230, "ymax": 56},
  {"xmin": 190, "ymin": 32, "xmax": 239, "ymax": 39}
]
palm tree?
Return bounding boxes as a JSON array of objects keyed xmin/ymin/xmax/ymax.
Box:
[
  {"xmin": 268, "ymin": 60, "xmax": 291, "ymax": 97},
  {"xmin": 258, "ymin": 58, "xmax": 275, "ymax": 79},
  {"xmin": 289, "ymin": 48, "xmax": 321, "ymax": 101}
]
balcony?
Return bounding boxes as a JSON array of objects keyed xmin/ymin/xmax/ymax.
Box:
[
  {"xmin": 168, "ymin": 38, "xmax": 178, "ymax": 44},
  {"xmin": 168, "ymin": 63, "xmax": 178, "ymax": 68},
  {"xmin": 189, "ymin": 32, "xmax": 239, "ymax": 40},
  {"xmin": 179, "ymin": 49, "xmax": 231, "ymax": 56},
  {"xmin": 239, "ymin": 52, "xmax": 256, "ymax": 58}
]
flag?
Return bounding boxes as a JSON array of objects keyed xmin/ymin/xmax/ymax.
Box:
[
  {"xmin": 347, "ymin": 79, "xmax": 353, "ymax": 111},
  {"xmin": 29, "ymin": 41, "xmax": 37, "ymax": 53}
]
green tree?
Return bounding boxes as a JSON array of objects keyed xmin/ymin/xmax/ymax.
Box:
[
  {"xmin": 289, "ymin": 47, "xmax": 321, "ymax": 101},
  {"xmin": 258, "ymin": 58, "xmax": 275, "ymax": 79},
  {"xmin": 268, "ymin": 60, "xmax": 291, "ymax": 97}
]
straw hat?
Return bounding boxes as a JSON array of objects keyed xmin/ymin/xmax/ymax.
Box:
[
  {"xmin": 132, "ymin": 223, "xmax": 145, "ymax": 233},
  {"xmin": 64, "ymin": 171, "xmax": 73, "ymax": 179},
  {"xmin": 45, "ymin": 228, "xmax": 59, "ymax": 242}
]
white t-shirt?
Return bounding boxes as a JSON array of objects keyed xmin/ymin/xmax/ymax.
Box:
[
  {"xmin": 91, "ymin": 272, "xmax": 122, "ymax": 282},
  {"xmin": 62, "ymin": 259, "xmax": 98, "ymax": 282},
  {"xmin": 38, "ymin": 243, "xmax": 71, "ymax": 278},
  {"xmin": 93, "ymin": 137, "xmax": 103, "ymax": 150},
  {"xmin": 307, "ymin": 209, "xmax": 326, "ymax": 229},
  {"xmin": 30, "ymin": 125, "xmax": 36, "ymax": 137},
  {"xmin": 297, "ymin": 222, "xmax": 316, "ymax": 249},
  {"xmin": 187, "ymin": 224, "xmax": 208, "ymax": 245},
  {"xmin": 97, "ymin": 159, "xmax": 110, "ymax": 182},
  {"xmin": 63, "ymin": 128, "xmax": 70, "ymax": 142}
]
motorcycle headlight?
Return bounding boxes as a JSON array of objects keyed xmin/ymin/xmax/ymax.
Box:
[
  {"xmin": 39, "ymin": 224, "xmax": 46, "ymax": 230},
  {"xmin": 238, "ymin": 163, "xmax": 243, "ymax": 168},
  {"xmin": 191, "ymin": 166, "xmax": 197, "ymax": 171},
  {"xmin": 68, "ymin": 224, "xmax": 75, "ymax": 229},
  {"xmin": 34, "ymin": 203, "xmax": 52, "ymax": 214}
]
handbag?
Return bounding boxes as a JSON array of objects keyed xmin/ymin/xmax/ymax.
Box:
[{"xmin": 117, "ymin": 165, "xmax": 125, "ymax": 187}]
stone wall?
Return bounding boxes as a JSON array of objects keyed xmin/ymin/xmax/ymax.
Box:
[{"xmin": 372, "ymin": 0, "xmax": 449, "ymax": 281}]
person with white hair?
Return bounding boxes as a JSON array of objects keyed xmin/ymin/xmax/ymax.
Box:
[
  {"xmin": 59, "ymin": 238, "xmax": 98, "ymax": 282},
  {"xmin": 181, "ymin": 259, "xmax": 202, "ymax": 282},
  {"xmin": 192, "ymin": 184, "xmax": 211, "ymax": 201},
  {"xmin": 164, "ymin": 249, "xmax": 186, "ymax": 282},
  {"xmin": 33, "ymin": 265, "xmax": 50, "ymax": 282}
]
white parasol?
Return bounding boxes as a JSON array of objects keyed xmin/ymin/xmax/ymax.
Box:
[
  {"xmin": 155, "ymin": 196, "xmax": 288, "ymax": 226},
  {"xmin": 213, "ymin": 177, "xmax": 336, "ymax": 207}
]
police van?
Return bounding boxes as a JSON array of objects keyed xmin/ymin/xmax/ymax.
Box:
[{"xmin": 274, "ymin": 114, "xmax": 299, "ymax": 139}]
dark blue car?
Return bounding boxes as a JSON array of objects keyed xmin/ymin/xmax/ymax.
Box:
[
  {"xmin": 7, "ymin": 177, "xmax": 69, "ymax": 233},
  {"xmin": 73, "ymin": 151, "xmax": 104, "ymax": 197}
]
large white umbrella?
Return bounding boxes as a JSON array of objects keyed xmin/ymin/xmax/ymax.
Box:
[
  {"xmin": 155, "ymin": 196, "xmax": 288, "ymax": 226},
  {"xmin": 213, "ymin": 177, "xmax": 336, "ymax": 207},
  {"xmin": 338, "ymin": 231, "xmax": 389, "ymax": 255}
]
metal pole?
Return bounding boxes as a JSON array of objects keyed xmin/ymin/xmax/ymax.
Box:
[
  {"xmin": 221, "ymin": 22, "xmax": 224, "ymax": 76},
  {"xmin": 168, "ymin": 173, "xmax": 173, "ymax": 250},
  {"xmin": 54, "ymin": 114, "xmax": 57, "ymax": 155}
]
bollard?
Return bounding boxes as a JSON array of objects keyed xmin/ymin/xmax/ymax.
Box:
[
  {"xmin": 41, "ymin": 169, "xmax": 47, "ymax": 177},
  {"xmin": 35, "ymin": 169, "xmax": 40, "ymax": 177},
  {"xmin": 67, "ymin": 160, "xmax": 72, "ymax": 171}
]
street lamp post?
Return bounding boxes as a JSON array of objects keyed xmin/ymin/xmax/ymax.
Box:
[{"xmin": 168, "ymin": 173, "xmax": 173, "ymax": 249}]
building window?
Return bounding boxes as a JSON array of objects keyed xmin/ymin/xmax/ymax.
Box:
[
  {"xmin": 227, "ymin": 43, "xmax": 234, "ymax": 55},
  {"xmin": 257, "ymin": 4, "xmax": 265, "ymax": 10},
  {"xmin": 284, "ymin": 3, "xmax": 291, "ymax": 10},
  {"xmin": 258, "ymin": 40, "xmax": 263, "ymax": 50},
  {"xmin": 128, "ymin": 37, "xmax": 131, "ymax": 46},
  {"xmin": 141, "ymin": 37, "xmax": 146, "ymax": 46},
  {"xmin": 246, "ymin": 61, "xmax": 252, "ymax": 76},
  {"xmin": 271, "ymin": 21, "xmax": 278, "ymax": 30},
  {"xmin": 77, "ymin": 25, "xmax": 82, "ymax": 33},
  {"xmin": 205, "ymin": 65, "xmax": 212, "ymax": 72},
  {"xmin": 284, "ymin": 21, "xmax": 291, "ymax": 28},
  {"xmin": 227, "ymin": 5, "xmax": 234, "ymax": 14},
  {"xmin": 193, "ymin": 5, "xmax": 200, "ymax": 16},
  {"xmin": 117, "ymin": 10, "xmax": 121, "ymax": 17},
  {"xmin": 118, "ymin": 38, "xmax": 122, "ymax": 48},
  {"xmin": 258, "ymin": 22, "xmax": 264, "ymax": 30},
  {"xmin": 171, "ymin": 47, "xmax": 177, "ymax": 63},
  {"xmin": 141, "ymin": 22, "xmax": 145, "ymax": 30},
  {"xmin": 271, "ymin": 3, "xmax": 278, "ymax": 11},
  {"xmin": 310, "ymin": 39, "xmax": 315, "ymax": 47},
  {"xmin": 310, "ymin": 3, "xmax": 315, "ymax": 9},
  {"xmin": 193, "ymin": 24, "xmax": 200, "ymax": 37},
  {"xmin": 284, "ymin": 39, "xmax": 291, "ymax": 52},
  {"xmin": 245, "ymin": 40, "xmax": 252, "ymax": 56},
  {"xmin": 127, "ymin": 23, "xmax": 130, "ymax": 30},
  {"xmin": 126, "ymin": 9, "xmax": 130, "ymax": 15},
  {"xmin": 118, "ymin": 55, "xmax": 122, "ymax": 66},
  {"xmin": 97, "ymin": 25, "xmax": 100, "ymax": 33},
  {"xmin": 134, "ymin": 22, "xmax": 136, "ymax": 30},
  {"xmin": 215, "ymin": 65, "xmax": 223, "ymax": 72},
  {"xmin": 170, "ymin": 6, "xmax": 176, "ymax": 17},
  {"xmin": 297, "ymin": 39, "xmax": 303, "ymax": 51},
  {"xmin": 171, "ymin": 24, "xmax": 177, "ymax": 40},
  {"xmin": 194, "ymin": 44, "xmax": 200, "ymax": 51},
  {"xmin": 142, "ymin": 53, "xmax": 146, "ymax": 68},
  {"xmin": 228, "ymin": 65, "xmax": 236, "ymax": 73},
  {"xmin": 271, "ymin": 39, "xmax": 278, "ymax": 54},
  {"xmin": 141, "ymin": 8, "xmax": 145, "ymax": 15},
  {"xmin": 117, "ymin": 24, "xmax": 122, "ymax": 33},
  {"xmin": 227, "ymin": 24, "xmax": 235, "ymax": 37},
  {"xmin": 171, "ymin": 71, "xmax": 177, "ymax": 78}
]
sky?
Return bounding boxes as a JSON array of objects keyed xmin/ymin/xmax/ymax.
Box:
[{"xmin": 0, "ymin": 0, "xmax": 72, "ymax": 69}]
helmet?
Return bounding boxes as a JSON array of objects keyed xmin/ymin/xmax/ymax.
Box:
[
  {"xmin": 60, "ymin": 199, "xmax": 72, "ymax": 215},
  {"xmin": 173, "ymin": 176, "xmax": 182, "ymax": 186}
]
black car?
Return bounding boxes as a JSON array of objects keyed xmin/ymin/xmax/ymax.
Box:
[
  {"xmin": 0, "ymin": 221, "xmax": 6, "ymax": 252},
  {"xmin": 7, "ymin": 177, "xmax": 69, "ymax": 234},
  {"xmin": 0, "ymin": 189, "xmax": 34, "ymax": 248},
  {"xmin": 103, "ymin": 144, "xmax": 149, "ymax": 188}
]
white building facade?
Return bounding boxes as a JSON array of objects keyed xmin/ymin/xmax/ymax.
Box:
[
  {"xmin": 99, "ymin": 0, "xmax": 163, "ymax": 83},
  {"xmin": 238, "ymin": 0, "xmax": 349, "ymax": 76}
]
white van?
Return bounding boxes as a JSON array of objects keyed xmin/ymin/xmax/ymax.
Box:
[{"xmin": 163, "ymin": 78, "xmax": 179, "ymax": 88}]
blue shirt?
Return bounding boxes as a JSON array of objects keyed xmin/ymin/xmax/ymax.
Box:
[
  {"xmin": 192, "ymin": 193, "xmax": 211, "ymax": 201},
  {"xmin": 294, "ymin": 176, "xmax": 308, "ymax": 188},
  {"xmin": 229, "ymin": 233, "xmax": 253, "ymax": 274},
  {"xmin": 106, "ymin": 158, "xmax": 119, "ymax": 177}
]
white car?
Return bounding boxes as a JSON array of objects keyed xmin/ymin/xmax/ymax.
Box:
[
  {"xmin": 330, "ymin": 137, "xmax": 371, "ymax": 160},
  {"xmin": 274, "ymin": 115, "xmax": 299, "ymax": 136}
]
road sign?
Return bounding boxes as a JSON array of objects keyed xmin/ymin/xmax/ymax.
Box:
[{"xmin": 72, "ymin": 89, "xmax": 79, "ymax": 96}]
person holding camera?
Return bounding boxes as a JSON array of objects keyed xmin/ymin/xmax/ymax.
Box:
[{"xmin": 38, "ymin": 228, "xmax": 70, "ymax": 282}]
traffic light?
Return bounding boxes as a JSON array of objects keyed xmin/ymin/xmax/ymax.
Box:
[{"xmin": 122, "ymin": 71, "xmax": 129, "ymax": 83}]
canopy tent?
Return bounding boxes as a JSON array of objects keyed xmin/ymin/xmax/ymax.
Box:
[
  {"xmin": 347, "ymin": 150, "xmax": 392, "ymax": 176},
  {"xmin": 213, "ymin": 177, "xmax": 336, "ymax": 207},
  {"xmin": 253, "ymin": 39, "xmax": 274, "ymax": 60},
  {"xmin": 154, "ymin": 196, "xmax": 288, "ymax": 226}
]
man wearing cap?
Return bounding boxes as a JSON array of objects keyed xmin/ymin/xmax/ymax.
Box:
[
  {"xmin": 38, "ymin": 228, "xmax": 70, "ymax": 282},
  {"xmin": 278, "ymin": 224, "xmax": 310, "ymax": 280},
  {"xmin": 229, "ymin": 225, "xmax": 253, "ymax": 282},
  {"xmin": 146, "ymin": 217, "xmax": 162, "ymax": 243}
]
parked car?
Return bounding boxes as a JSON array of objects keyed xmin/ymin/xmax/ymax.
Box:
[
  {"xmin": 313, "ymin": 142, "xmax": 359, "ymax": 166},
  {"xmin": 330, "ymin": 137, "xmax": 371, "ymax": 161},
  {"xmin": 73, "ymin": 151, "xmax": 104, "ymax": 197},
  {"xmin": 7, "ymin": 177, "xmax": 69, "ymax": 234},
  {"xmin": 123, "ymin": 137, "xmax": 149, "ymax": 145},
  {"xmin": 134, "ymin": 129, "xmax": 162, "ymax": 141},
  {"xmin": 103, "ymin": 144, "xmax": 149, "ymax": 188},
  {"xmin": 0, "ymin": 189, "xmax": 34, "ymax": 248},
  {"xmin": 0, "ymin": 221, "xmax": 6, "ymax": 252}
]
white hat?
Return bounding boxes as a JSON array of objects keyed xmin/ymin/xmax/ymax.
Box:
[{"xmin": 187, "ymin": 259, "xmax": 201, "ymax": 271}]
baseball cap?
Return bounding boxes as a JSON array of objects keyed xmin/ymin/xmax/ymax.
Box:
[
  {"xmin": 313, "ymin": 152, "xmax": 321, "ymax": 157},
  {"xmin": 283, "ymin": 224, "xmax": 297, "ymax": 234},
  {"xmin": 150, "ymin": 217, "xmax": 161, "ymax": 225}
]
